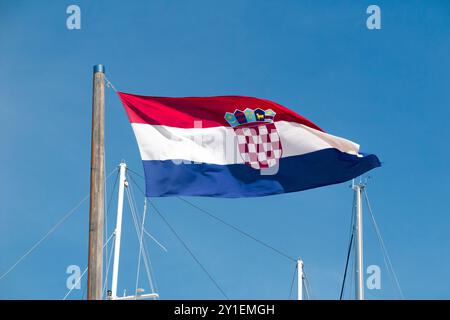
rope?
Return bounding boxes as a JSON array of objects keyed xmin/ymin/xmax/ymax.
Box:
[
  {"xmin": 293, "ymin": 263, "xmax": 313, "ymax": 300},
  {"xmin": 150, "ymin": 202, "xmax": 229, "ymax": 299},
  {"xmin": 125, "ymin": 169, "xmax": 297, "ymax": 262},
  {"xmin": 0, "ymin": 194, "xmax": 89, "ymax": 282},
  {"xmin": 127, "ymin": 167, "xmax": 145, "ymax": 180},
  {"xmin": 102, "ymin": 237, "xmax": 116, "ymax": 298},
  {"xmin": 63, "ymin": 232, "xmax": 115, "ymax": 300},
  {"xmin": 339, "ymin": 234, "xmax": 353, "ymax": 300},
  {"xmin": 127, "ymin": 169, "xmax": 297, "ymax": 264},
  {"xmin": 126, "ymin": 183, "xmax": 157, "ymax": 294},
  {"xmin": 126, "ymin": 168, "xmax": 297, "ymax": 297},
  {"xmin": 127, "ymin": 172, "xmax": 146, "ymax": 196},
  {"xmin": 81, "ymin": 276, "xmax": 87, "ymax": 300},
  {"xmin": 63, "ymin": 267, "xmax": 88, "ymax": 300},
  {"xmin": 128, "ymin": 176, "xmax": 158, "ymax": 293},
  {"xmin": 105, "ymin": 169, "xmax": 119, "ymax": 218},
  {"xmin": 338, "ymin": 189, "xmax": 356, "ymax": 300},
  {"xmin": 177, "ymin": 197, "xmax": 296, "ymax": 263},
  {"xmin": 127, "ymin": 170, "xmax": 297, "ymax": 263},
  {"xmin": 0, "ymin": 169, "xmax": 117, "ymax": 282},
  {"xmin": 303, "ymin": 271, "xmax": 311, "ymax": 300},
  {"xmin": 348, "ymin": 247, "xmax": 355, "ymax": 299},
  {"xmin": 127, "ymin": 168, "xmax": 299, "ymax": 264},
  {"xmin": 103, "ymin": 167, "xmax": 119, "ymax": 294},
  {"xmin": 135, "ymin": 198, "xmax": 148, "ymax": 296},
  {"xmin": 104, "ymin": 76, "xmax": 118, "ymax": 93},
  {"xmin": 0, "ymin": 168, "xmax": 117, "ymax": 282},
  {"xmin": 288, "ymin": 262, "xmax": 297, "ymax": 299},
  {"xmin": 143, "ymin": 228, "xmax": 168, "ymax": 252},
  {"xmin": 104, "ymin": 139, "xmax": 108, "ymax": 280},
  {"xmin": 364, "ymin": 189, "xmax": 405, "ymax": 299}
]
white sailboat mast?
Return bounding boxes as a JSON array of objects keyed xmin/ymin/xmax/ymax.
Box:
[
  {"xmin": 111, "ymin": 162, "xmax": 127, "ymax": 299},
  {"xmin": 297, "ymin": 258, "xmax": 303, "ymax": 301},
  {"xmin": 353, "ymin": 181, "xmax": 364, "ymax": 300}
]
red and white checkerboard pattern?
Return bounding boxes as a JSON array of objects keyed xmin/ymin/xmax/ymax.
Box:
[{"xmin": 234, "ymin": 123, "xmax": 283, "ymax": 170}]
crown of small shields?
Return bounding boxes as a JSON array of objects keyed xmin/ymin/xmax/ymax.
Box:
[{"xmin": 224, "ymin": 108, "xmax": 276, "ymax": 128}]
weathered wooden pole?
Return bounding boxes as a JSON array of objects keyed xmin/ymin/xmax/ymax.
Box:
[{"xmin": 87, "ymin": 64, "xmax": 105, "ymax": 300}]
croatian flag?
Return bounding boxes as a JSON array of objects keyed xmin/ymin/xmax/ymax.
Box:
[{"xmin": 118, "ymin": 93, "xmax": 380, "ymax": 197}]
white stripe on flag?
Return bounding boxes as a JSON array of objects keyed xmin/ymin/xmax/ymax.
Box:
[{"xmin": 131, "ymin": 121, "xmax": 361, "ymax": 164}]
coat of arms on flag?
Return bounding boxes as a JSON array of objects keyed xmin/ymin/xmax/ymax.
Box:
[{"xmin": 225, "ymin": 108, "xmax": 282, "ymax": 170}]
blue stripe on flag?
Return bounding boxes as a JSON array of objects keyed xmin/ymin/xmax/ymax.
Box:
[{"xmin": 142, "ymin": 148, "xmax": 381, "ymax": 198}]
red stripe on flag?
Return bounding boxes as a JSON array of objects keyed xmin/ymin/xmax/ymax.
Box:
[{"xmin": 118, "ymin": 92, "xmax": 323, "ymax": 131}]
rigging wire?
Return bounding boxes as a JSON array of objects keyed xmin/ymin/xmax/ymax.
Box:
[
  {"xmin": 135, "ymin": 198, "xmax": 148, "ymax": 296},
  {"xmin": 63, "ymin": 232, "xmax": 115, "ymax": 300},
  {"xmin": 126, "ymin": 185, "xmax": 157, "ymax": 294},
  {"xmin": 303, "ymin": 280, "xmax": 309, "ymax": 300},
  {"xmin": 104, "ymin": 142, "xmax": 108, "ymax": 282},
  {"xmin": 81, "ymin": 276, "xmax": 87, "ymax": 300},
  {"xmin": 127, "ymin": 171, "xmax": 146, "ymax": 195},
  {"xmin": 127, "ymin": 167, "xmax": 145, "ymax": 180},
  {"xmin": 348, "ymin": 236, "xmax": 355, "ymax": 299},
  {"xmin": 105, "ymin": 76, "xmax": 118, "ymax": 93},
  {"xmin": 103, "ymin": 167, "xmax": 119, "ymax": 293},
  {"xmin": 176, "ymin": 197, "xmax": 296, "ymax": 263},
  {"xmin": 127, "ymin": 169, "xmax": 296, "ymax": 263},
  {"xmin": 105, "ymin": 168, "xmax": 119, "ymax": 218},
  {"xmin": 0, "ymin": 168, "xmax": 118, "ymax": 282},
  {"xmin": 143, "ymin": 228, "xmax": 168, "ymax": 252},
  {"xmin": 127, "ymin": 176, "xmax": 159, "ymax": 293},
  {"xmin": 102, "ymin": 237, "xmax": 116, "ymax": 298},
  {"xmin": 339, "ymin": 234, "xmax": 353, "ymax": 300},
  {"xmin": 303, "ymin": 268, "xmax": 312, "ymax": 300},
  {"xmin": 339, "ymin": 188, "xmax": 356, "ymax": 300},
  {"xmin": 288, "ymin": 263, "xmax": 298, "ymax": 299},
  {"xmin": 0, "ymin": 194, "xmax": 88, "ymax": 281},
  {"xmin": 288, "ymin": 262, "xmax": 312, "ymax": 300},
  {"xmin": 65, "ymin": 267, "xmax": 88, "ymax": 300},
  {"xmin": 303, "ymin": 277, "xmax": 310, "ymax": 300},
  {"xmin": 363, "ymin": 189, "xmax": 405, "ymax": 299},
  {"xmin": 127, "ymin": 167, "xmax": 300, "ymax": 298},
  {"xmin": 150, "ymin": 201, "xmax": 229, "ymax": 299}
]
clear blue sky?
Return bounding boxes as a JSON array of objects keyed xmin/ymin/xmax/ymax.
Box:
[{"xmin": 0, "ymin": 0, "xmax": 449, "ymax": 299}]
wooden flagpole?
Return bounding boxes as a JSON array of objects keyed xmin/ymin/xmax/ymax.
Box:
[{"xmin": 87, "ymin": 64, "xmax": 105, "ymax": 300}]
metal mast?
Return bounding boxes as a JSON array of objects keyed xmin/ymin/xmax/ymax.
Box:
[
  {"xmin": 108, "ymin": 161, "xmax": 159, "ymax": 301},
  {"xmin": 297, "ymin": 258, "xmax": 304, "ymax": 300},
  {"xmin": 353, "ymin": 181, "xmax": 365, "ymax": 300},
  {"xmin": 111, "ymin": 162, "xmax": 127, "ymax": 299}
]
